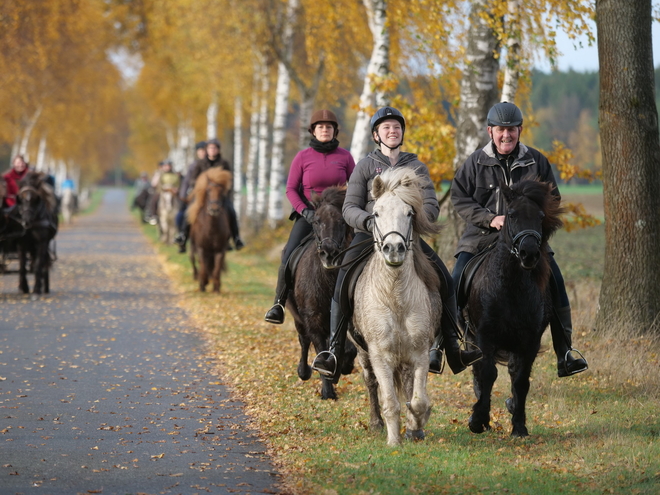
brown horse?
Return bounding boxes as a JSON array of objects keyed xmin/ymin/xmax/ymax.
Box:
[
  {"xmin": 16, "ymin": 172, "xmax": 58, "ymax": 294},
  {"xmin": 286, "ymin": 186, "xmax": 356, "ymax": 400},
  {"xmin": 186, "ymin": 167, "xmax": 232, "ymax": 292}
]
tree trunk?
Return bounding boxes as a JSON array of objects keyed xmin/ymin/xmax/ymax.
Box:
[
  {"xmin": 233, "ymin": 96, "xmax": 243, "ymax": 219},
  {"xmin": 18, "ymin": 106, "xmax": 43, "ymax": 162},
  {"xmin": 246, "ymin": 66, "xmax": 261, "ymax": 219},
  {"xmin": 206, "ymin": 96, "xmax": 218, "ymax": 140},
  {"xmin": 35, "ymin": 136, "xmax": 47, "ymax": 172},
  {"xmin": 595, "ymin": 0, "xmax": 660, "ymax": 334},
  {"xmin": 349, "ymin": 0, "xmax": 390, "ymax": 163},
  {"xmin": 267, "ymin": 0, "xmax": 298, "ymax": 228},
  {"xmin": 443, "ymin": 0, "xmax": 500, "ymax": 260},
  {"xmin": 296, "ymin": 59, "xmax": 325, "ymax": 150},
  {"xmin": 256, "ymin": 66, "xmax": 270, "ymax": 224},
  {"xmin": 500, "ymin": 0, "xmax": 521, "ymax": 104}
]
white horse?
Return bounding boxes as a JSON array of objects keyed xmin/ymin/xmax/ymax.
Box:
[
  {"xmin": 158, "ymin": 187, "xmax": 179, "ymax": 244},
  {"xmin": 61, "ymin": 188, "xmax": 76, "ymax": 224},
  {"xmin": 351, "ymin": 167, "xmax": 443, "ymax": 446}
]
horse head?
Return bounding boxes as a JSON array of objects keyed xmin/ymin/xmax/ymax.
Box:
[
  {"xmin": 501, "ymin": 180, "xmax": 564, "ymax": 270},
  {"xmin": 370, "ymin": 168, "xmax": 440, "ymax": 267},
  {"xmin": 187, "ymin": 168, "xmax": 232, "ymax": 225},
  {"xmin": 310, "ymin": 186, "xmax": 350, "ymax": 269}
]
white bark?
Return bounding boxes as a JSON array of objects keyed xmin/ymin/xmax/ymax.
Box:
[
  {"xmin": 452, "ymin": 0, "xmax": 501, "ymax": 171},
  {"xmin": 501, "ymin": 0, "xmax": 521, "ymax": 103},
  {"xmin": 18, "ymin": 106, "xmax": 43, "ymax": 162},
  {"xmin": 246, "ymin": 65, "xmax": 261, "ymax": 218},
  {"xmin": 267, "ymin": 0, "xmax": 298, "ymax": 228},
  {"xmin": 206, "ymin": 96, "xmax": 218, "ymax": 140},
  {"xmin": 256, "ymin": 66, "xmax": 270, "ymax": 222},
  {"xmin": 296, "ymin": 59, "xmax": 325, "ymax": 150},
  {"xmin": 35, "ymin": 137, "xmax": 47, "ymax": 172},
  {"xmin": 167, "ymin": 121, "xmax": 193, "ymax": 173},
  {"xmin": 350, "ymin": 0, "xmax": 390, "ymax": 163},
  {"xmin": 233, "ymin": 96, "xmax": 243, "ymax": 218}
]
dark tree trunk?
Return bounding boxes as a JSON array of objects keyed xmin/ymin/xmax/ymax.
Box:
[{"xmin": 596, "ymin": 0, "xmax": 660, "ymax": 334}]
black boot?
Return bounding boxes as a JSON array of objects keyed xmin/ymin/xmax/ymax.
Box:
[
  {"xmin": 430, "ymin": 295, "xmax": 482, "ymax": 374},
  {"xmin": 264, "ymin": 263, "xmax": 288, "ymax": 324},
  {"xmin": 312, "ymin": 298, "xmax": 346, "ymax": 381},
  {"xmin": 174, "ymin": 231, "xmax": 187, "ymax": 253},
  {"xmin": 551, "ymin": 306, "xmax": 588, "ymax": 377}
]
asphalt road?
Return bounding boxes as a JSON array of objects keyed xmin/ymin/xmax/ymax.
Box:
[{"xmin": 0, "ymin": 189, "xmax": 282, "ymax": 495}]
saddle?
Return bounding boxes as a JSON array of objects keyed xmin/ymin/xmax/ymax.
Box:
[
  {"xmin": 456, "ymin": 244, "xmax": 496, "ymax": 310},
  {"xmin": 283, "ymin": 233, "xmax": 315, "ymax": 289}
]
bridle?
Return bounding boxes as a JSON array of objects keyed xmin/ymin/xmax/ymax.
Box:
[
  {"xmin": 205, "ymin": 181, "xmax": 225, "ymax": 216},
  {"xmin": 372, "ymin": 211, "xmax": 414, "ymax": 253},
  {"xmin": 506, "ymin": 215, "xmax": 542, "ymax": 259}
]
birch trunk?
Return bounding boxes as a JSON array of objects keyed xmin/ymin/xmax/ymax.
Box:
[
  {"xmin": 233, "ymin": 97, "xmax": 243, "ymax": 219},
  {"xmin": 350, "ymin": 0, "xmax": 390, "ymax": 163},
  {"xmin": 246, "ymin": 66, "xmax": 261, "ymax": 219},
  {"xmin": 207, "ymin": 96, "xmax": 218, "ymax": 140},
  {"xmin": 35, "ymin": 137, "xmax": 47, "ymax": 172},
  {"xmin": 255, "ymin": 67, "xmax": 270, "ymax": 225},
  {"xmin": 296, "ymin": 59, "xmax": 325, "ymax": 150},
  {"xmin": 442, "ymin": 0, "xmax": 500, "ymax": 258},
  {"xmin": 18, "ymin": 106, "xmax": 43, "ymax": 162},
  {"xmin": 500, "ymin": 0, "xmax": 521, "ymax": 103}
]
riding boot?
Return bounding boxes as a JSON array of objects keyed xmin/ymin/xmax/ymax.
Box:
[
  {"xmin": 312, "ymin": 298, "xmax": 347, "ymax": 382},
  {"xmin": 264, "ymin": 263, "xmax": 288, "ymax": 324},
  {"xmin": 551, "ymin": 306, "xmax": 588, "ymax": 377},
  {"xmin": 430, "ymin": 294, "xmax": 482, "ymax": 374}
]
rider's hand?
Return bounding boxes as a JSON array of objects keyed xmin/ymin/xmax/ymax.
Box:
[
  {"xmin": 365, "ymin": 216, "xmax": 374, "ymax": 233},
  {"xmin": 490, "ymin": 215, "xmax": 505, "ymax": 230},
  {"xmin": 301, "ymin": 208, "xmax": 315, "ymax": 223}
]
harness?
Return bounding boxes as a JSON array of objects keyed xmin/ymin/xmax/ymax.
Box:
[{"xmin": 372, "ymin": 213, "xmax": 414, "ymax": 253}]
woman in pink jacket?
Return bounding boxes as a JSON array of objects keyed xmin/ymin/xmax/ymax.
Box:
[{"xmin": 265, "ymin": 110, "xmax": 355, "ymax": 324}]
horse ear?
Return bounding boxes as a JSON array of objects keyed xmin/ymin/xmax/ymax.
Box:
[
  {"xmin": 501, "ymin": 183, "xmax": 515, "ymax": 203},
  {"xmin": 372, "ymin": 175, "xmax": 385, "ymax": 199}
]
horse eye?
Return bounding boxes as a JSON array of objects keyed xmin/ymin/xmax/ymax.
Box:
[{"xmin": 373, "ymin": 212, "xmax": 379, "ymax": 218}]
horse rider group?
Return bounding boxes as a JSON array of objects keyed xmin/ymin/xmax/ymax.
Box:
[
  {"xmin": 135, "ymin": 139, "xmax": 244, "ymax": 253},
  {"xmin": 265, "ymin": 102, "xmax": 588, "ymax": 385}
]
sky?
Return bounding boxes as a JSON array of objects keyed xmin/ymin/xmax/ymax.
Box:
[{"xmin": 534, "ymin": 22, "xmax": 660, "ymax": 72}]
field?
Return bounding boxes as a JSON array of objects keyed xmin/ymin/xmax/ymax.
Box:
[{"xmin": 140, "ymin": 188, "xmax": 660, "ymax": 495}]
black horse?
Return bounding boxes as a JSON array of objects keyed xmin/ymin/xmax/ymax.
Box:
[
  {"xmin": 464, "ymin": 180, "xmax": 563, "ymax": 437},
  {"xmin": 286, "ymin": 186, "xmax": 357, "ymax": 400},
  {"xmin": 16, "ymin": 172, "xmax": 58, "ymax": 294}
]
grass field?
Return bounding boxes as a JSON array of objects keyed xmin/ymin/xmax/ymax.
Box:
[{"xmin": 138, "ymin": 191, "xmax": 660, "ymax": 495}]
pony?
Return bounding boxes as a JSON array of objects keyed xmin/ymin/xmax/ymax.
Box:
[
  {"xmin": 60, "ymin": 188, "xmax": 76, "ymax": 224},
  {"xmin": 157, "ymin": 185, "xmax": 179, "ymax": 244},
  {"xmin": 186, "ymin": 167, "xmax": 232, "ymax": 292},
  {"xmin": 463, "ymin": 179, "xmax": 563, "ymax": 438},
  {"xmin": 350, "ymin": 167, "xmax": 443, "ymax": 446},
  {"xmin": 16, "ymin": 172, "xmax": 58, "ymax": 294},
  {"xmin": 286, "ymin": 186, "xmax": 356, "ymax": 400}
]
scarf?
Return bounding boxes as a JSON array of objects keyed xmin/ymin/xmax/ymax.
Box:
[{"xmin": 309, "ymin": 137, "xmax": 339, "ymax": 153}]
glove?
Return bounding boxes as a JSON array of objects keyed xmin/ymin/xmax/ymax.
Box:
[
  {"xmin": 364, "ymin": 216, "xmax": 375, "ymax": 233},
  {"xmin": 301, "ymin": 208, "xmax": 315, "ymax": 223}
]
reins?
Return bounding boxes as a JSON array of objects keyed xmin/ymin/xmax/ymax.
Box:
[{"xmin": 372, "ymin": 213, "xmax": 414, "ymax": 253}]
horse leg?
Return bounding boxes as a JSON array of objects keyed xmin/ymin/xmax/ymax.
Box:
[
  {"xmin": 212, "ymin": 252, "xmax": 222, "ymax": 292},
  {"xmin": 33, "ymin": 244, "xmax": 48, "ymax": 294},
  {"xmin": 469, "ymin": 353, "xmax": 497, "ymax": 434},
  {"xmin": 198, "ymin": 250, "xmax": 210, "ymax": 292},
  {"xmin": 404, "ymin": 360, "xmax": 431, "ymax": 441},
  {"xmin": 296, "ymin": 330, "xmax": 313, "ymax": 381},
  {"xmin": 508, "ymin": 353, "xmax": 535, "ymax": 437},
  {"xmin": 359, "ymin": 352, "xmax": 384, "ymax": 432},
  {"xmin": 190, "ymin": 243, "xmax": 198, "ymax": 281},
  {"xmin": 369, "ymin": 356, "xmax": 401, "ymax": 446},
  {"xmin": 17, "ymin": 245, "xmax": 29, "ymax": 294}
]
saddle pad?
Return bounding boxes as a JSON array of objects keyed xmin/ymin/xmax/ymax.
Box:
[
  {"xmin": 457, "ymin": 246, "xmax": 493, "ymax": 309},
  {"xmin": 338, "ymin": 244, "xmax": 374, "ymax": 318},
  {"xmin": 283, "ymin": 233, "xmax": 315, "ymax": 288}
]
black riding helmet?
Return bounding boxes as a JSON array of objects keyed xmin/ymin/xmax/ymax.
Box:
[
  {"xmin": 486, "ymin": 101, "xmax": 523, "ymax": 127},
  {"xmin": 370, "ymin": 107, "xmax": 406, "ymax": 149}
]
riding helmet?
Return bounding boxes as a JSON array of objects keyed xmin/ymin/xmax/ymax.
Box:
[
  {"xmin": 195, "ymin": 141, "xmax": 207, "ymax": 150},
  {"xmin": 206, "ymin": 138, "xmax": 221, "ymax": 148},
  {"xmin": 370, "ymin": 107, "xmax": 405, "ymax": 145},
  {"xmin": 308, "ymin": 109, "xmax": 339, "ymax": 135},
  {"xmin": 486, "ymin": 101, "xmax": 523, "ymax": 127}
]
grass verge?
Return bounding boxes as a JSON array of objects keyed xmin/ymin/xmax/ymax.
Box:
[{"xmin": 140, "ymin": 217, "xmax": 660, "ymax": 495}]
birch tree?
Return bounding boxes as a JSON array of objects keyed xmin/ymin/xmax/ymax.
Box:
[
  {"xmin": 233, "ymin": 96, "xmax": 244, "ymax": 219},
  {"xmin": 350, "ymin": 0, "xmax": 390, "ymax": 163},
  {"xmin": 595, "ymin": 0, "xmax": 660, "ymax": 334},
  {"xmin": 246, "ymin": 67, "xmax": 262, "ymax": 218},
  {"xmin": 500, "ymin": 0, "xmax": 522, "ymax": 103}
]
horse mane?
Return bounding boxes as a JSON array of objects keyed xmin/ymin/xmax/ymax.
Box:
[
  {"xmin": 372, "ymin": 167, "xmax": 442, "ymax": 238},
  {"xmin": 186, "ymin": 168, "xmax": 232, "ymax": 225},
  {"xmin": 372, "ymin": 167, "xmax": 442, "ymax": 292},
  {"xmin": 508, "ymin": 179, "xmax": 564, "ymax": 243},
  {"xmin": 311, "ymin": 185, "xmax": 346, "ymax": 210},
  {"xmin": 19, "ymin": 172, "xmax": 58, "ymax": 213}
]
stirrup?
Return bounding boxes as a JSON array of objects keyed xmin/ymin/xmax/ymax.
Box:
[
  {"xmin": 264, "ymin": 303, "xmax": 285, "ymax": 324},
  {"xmin": 311, "ymin": 351, "xmax": 337, "ymax": 378},
  {"xmin": 560, "ymin": 348, "xmax": 588, "ymax": 376},
  {"xmin": 428, "ymin": 347, "xmax": 445, "ymax": 375},
  {"xmin": 460, "ymin": 340, "xmax": 483, "ymax": 367}
]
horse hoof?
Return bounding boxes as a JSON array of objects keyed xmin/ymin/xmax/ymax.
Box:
[
  {"xmin": 321, "ymin": 389, "xmax": 337, "ymax": 401},
  {"xmin": 297, "ymin": 364, "xmax": 312, "ymax": 381},
  {"xmin": 505, "ymin": 397, "xmax": 515, "ymax": 415},
  {"xmin": 511, "ymin": 427, "xmax": 529, "ymax": 438},
  {"xmin": 405, "ymin": 429, "xmax": 425, "ymax": 441},
  {"xmin": 468, "ymin": 415, "xmax": 490, "ymax": 434}
]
